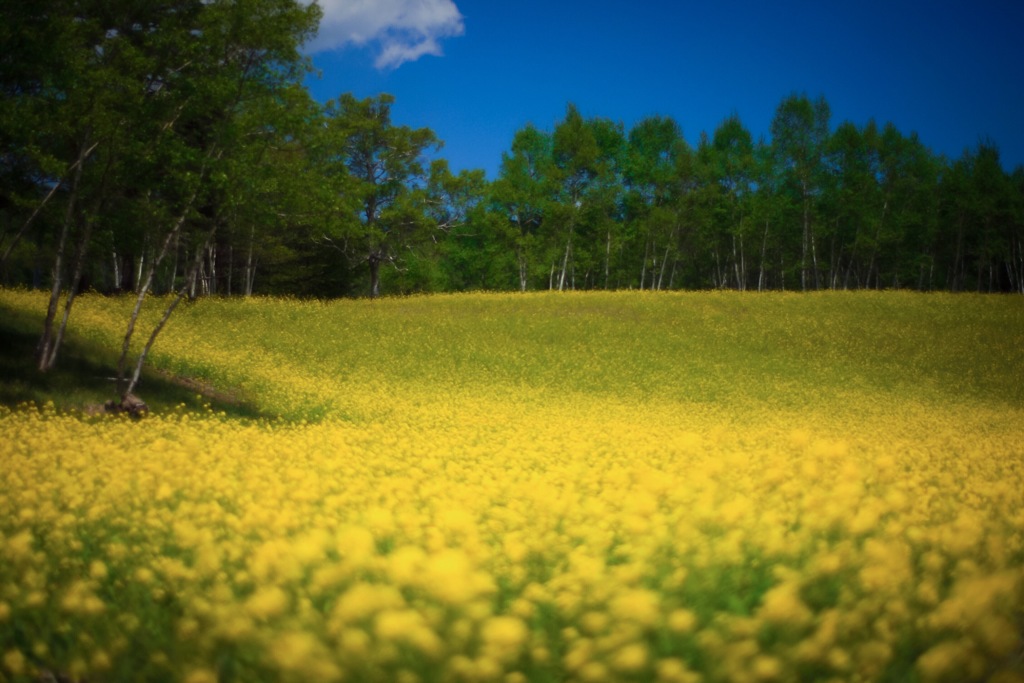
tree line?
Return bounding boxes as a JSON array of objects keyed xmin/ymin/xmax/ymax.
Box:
[{"xmin": 3, "ymin": 2, "xmax": 1024, "ymax": 395}]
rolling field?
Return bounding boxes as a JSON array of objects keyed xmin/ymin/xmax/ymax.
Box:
[{"xmin": 1, "ymin": 289, "xmax": 1023, "ymax": 682}]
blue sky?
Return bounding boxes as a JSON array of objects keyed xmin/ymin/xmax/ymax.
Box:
[{"xmin": 303, "ymin": 0, "xmax": 1024, "ymax": 178}]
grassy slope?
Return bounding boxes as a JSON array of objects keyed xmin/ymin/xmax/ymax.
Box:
[
  {"xmin": 2, "ymin": 289, "xmax": 1023, "ymax": 682},
  {"xmin": 0, "ymin": 292, "xmax": 265, "ymax": 418},
  {"xmin": 2, "ymin": 290, "xmax": 1022, "ymax": 423}
]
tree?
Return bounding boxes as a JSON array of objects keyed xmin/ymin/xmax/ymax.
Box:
[
  {"xmin": 491, "ymin": 125, "xmax": 553, "ymax": 291},
  {"xmin": 770, "ymin": 94, "xmax": 831, "ymax": 290},
  {"xmin": 320, "ymin": 93, "xmax": 439, "ymax": 298},
  {"xmin": 624, "ymin": 116, "xmax": 688, "ymax": 289},
  {"xmin": 825, "ymin": 120, "xmax": 879, "ymax": 288},
  {"xmin": 112, "ymin": 0, "xmax": 320, "ymax": 399},
  {"xmin": 709, "ymin": 114, "xmax": 755, "ymax": 289},
  {"xmin": 550, "ymin": 104, "xmax": 600, "ymax": 290},
  {"xmin": 1, "ymin": 0, "xmax": 320, "ymax": 398},
  {"xmin": 425, "ymin": 159, "xmax": 490, "ymax": 291}
]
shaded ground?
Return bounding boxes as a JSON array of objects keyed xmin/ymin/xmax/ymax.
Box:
[{"xmin": 0, "ymin": 303, "xmax": 266, "ymax": 419}]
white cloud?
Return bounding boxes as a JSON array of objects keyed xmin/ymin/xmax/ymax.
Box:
[{"xmin": 305, "ymin": 0, "xmax": 464, "ymax": 69}]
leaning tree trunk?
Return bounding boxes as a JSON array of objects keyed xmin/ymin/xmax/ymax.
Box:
[
  {"xmin": 37, "ymin": 136, "xmax": 92, "ymax": 371},
  {"xmin": 1, "ymin": 141, "xmax": 98, "ymax": 271},
  {"xmin": 121, "ymin": 228, "xmax": 215, "ymax": 400},
  {"xmin": 558, "ymin": 231, "xmax": 573, "ymax": 292},
  {"xmin": 41, "ymin": 215, "xmax": 95, "ymax": 371},
  {"xmin": 116, "ymin": 188, "xmax": 199, "ymax": 396}
]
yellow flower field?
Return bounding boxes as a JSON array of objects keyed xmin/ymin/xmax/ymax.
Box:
[{"xmin": 1, "ymin": 290, "xmax": 1023, "ymax": 682}]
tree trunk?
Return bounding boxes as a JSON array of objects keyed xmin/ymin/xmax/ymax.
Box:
[
  {"xmin": 657, "ymin": 245, "xmax": 670, "ymax": 291},
  {"xmin": 134, "ymin": 252, "xmax": 145, "ymax": 294},
  {"xmin": 41, "ymin": 214, "xmax": 95, "ymax": 371},
  {"xmin": 37, "ymin": 136, "xmax": 91, "ymax": 371},
  {"xmin": 369, "ymin": 255, "xmax": 381, "ymax": 298},
  {"xmin": 167, "ymin": 230, "xmax": 179, "ymax": 294},
  {"xmin": 604, "ymin": 228, "xmax": 612, "ymax": 289},
  {"xmin": 122, "ymin": 228, "xmax": 215, "ymax": 400},
  {"xmin": 640, "ymin": 238, "xmax": 649, "ymax": 290},
  {"xmin": 116, "ymin": 188, "xmax": 199, "ymax": 396},
  {"xmin": 558, "ymin": 231, "xmax": 572, "ymax": 292},
  {"xmin": 244, "ymin": 224, "xmax": 256, "ymax": 296},
  {"xmin": 758, "ymin": 218, "xmax": 769, "ymax": 292},
  {"xmin": 206, "ymin": 242, "xmax": 216, "ymax": 295},
  {"xmin": 801, "ymin": 185, "xmax": 809, "ymax": 291},
  {"xmin": 713, "ymin": 245, "xmax": 723, "ymax": 290},
  {"xmin": 739, "ymin": 232, "xmax": 746, "ymax": 291},
  {"xmin": 810, "ymin": 227, "xmax": 820, "ymax": 289},
  {"xmin": 517, "ymin": 248, "xmax": 528, "ymax": 292},
  {"xmin": 111, "ymin": 249, "xmax": 121, "ymax": 291},
  {"xmin": 732, "ymin": 234, "xmax": 741, "ymax": 291}
]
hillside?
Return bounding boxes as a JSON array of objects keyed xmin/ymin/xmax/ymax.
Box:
[
  {"xmin": 1, "ymin": 290, "xmax": 1023, "ymax": 682},
  {"xmin": 3, "ymin": 289, "xmax": 1022, "ymax": 422}
]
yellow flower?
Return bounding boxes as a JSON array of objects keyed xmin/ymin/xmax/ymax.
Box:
[
  {"xmin": 656, "ymin": 657, "xmax": 701, "ymax": 683},
  {"xmin": 5, "ymin": 530, "xmax": 34, "ymax": 561},
  {"xmin": 3, "ymin": 649, "xmax": 26, "ymax": 675},
  {"xmin": 331, "ymin": 582, "xmax": 405, "ymax": 624},
  {"xmin": 757, "ymin": 582, "xmax": 813, "ymax": 627},
  {"xmin": 578, "ymin": 661, "xmax": 609, "ymax": 681},
  {"xmin": 244, "ymin": 586, "xmax": 289, "ymax": 620},
  {"xmin": 481, "ymin": 615, "xmax": 529, "ymax": 662},
  {"xmin": 89, "ymin": 560, "xmax": 108, "ymax": 580},
  {"xmin": 182, "ymin": 669, "xmax": 219, "ymax": 683},
  {"xmin": 610, "ymin": 643, "xmax": 648, "ymax": 673},
  {"xmin": 269, "ymin": 631, "xmax": 342, "ymax": 681},
  {"xmin": 667, "ymin": 609, "xmax": 697, "ymax": 633},
  {"xmin": 482, "ymin": 616, "xmax": 528, "ymax": 647},
  {"xmin": 374, "ymin": 609, "xmax": 442, "ymax": 657},
  {"xmin": 750, "ymin": 655, "xmax": 782, "ymax": 680},
  {"xmin": 916, "ymin": 641, "xmax": 968, "ymax": 682},
  {"xmin": 609, "ymin": 589, "xmax": 660, "ymax": 627}
]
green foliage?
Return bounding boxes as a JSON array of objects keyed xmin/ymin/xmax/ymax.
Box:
[
  {"xmin": 2, "ymin": 2, "xmax": 1023, "ymax": 307},
  {"xmin": 316, "ymin": 93, "xmax": 441, "ymax": 297}
]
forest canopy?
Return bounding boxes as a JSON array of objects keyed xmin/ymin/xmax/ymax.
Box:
[{"xmin": 3, "ymin": 0, "xmax": 1023, "ymax": 307}]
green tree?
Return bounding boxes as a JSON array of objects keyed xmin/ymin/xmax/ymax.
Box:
[
  {"xmin": 709, "ymin": 114, "xmax": 755, "ymax": 289},
  {"xmin": 770, "ymin": 93, "xmax": 831, "ymax": 290},
  {"xmin": 114, "ymin": 0, "xmax": 320, "ymax": 399},
  {"xmin": 825, "ymin": 120, "xmax": 880, "ymax": 288},
  {"xmin": 624, "ymin": 116, "xmax": 689, "ymax": 289},
  {"xmin": 1008, "ymin": 166, "xmax": 1024, "ymax": 294},
  {"xmin": 490, "ymin": 125, "xmax": 553, "ymax": 291},
  {"xmin": 425, "ymin": 159, "xmax": 490, "ymax": 291},
  {"xmin": 320, "ymin": 93, "xmax": 439, "ymax": 298},
  {"xmin": 576, "ymin": 115, "xmax": 626, "ymax": 289},
  {"xmin": 550, "ymin": 104, "xmax": 599, "ymax": 290},
  {"xmin": 0, "ymin": 0, "xmax": 319, "ymax": 397}
]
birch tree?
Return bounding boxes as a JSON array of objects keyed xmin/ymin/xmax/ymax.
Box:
[
  {"xmin": 550, "ymin": 104, "xmax": 599, "ymax": 290},
  {"xmin": 491, "ymin": 125, "xmax": 553, "ymax": 291},
  {"xmin": 770, "ymin": 94, "xmax": 831, "ymax": 290},
  {"xmin": 624, "ymin": 116, "xmax": 687, "ymax": 290}
]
